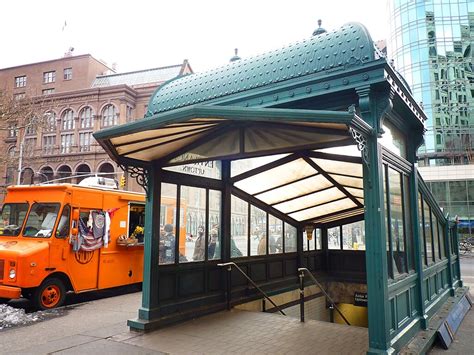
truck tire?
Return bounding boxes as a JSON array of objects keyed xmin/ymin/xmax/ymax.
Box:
[{"xmin": 33, "ymin": 278, "xmax": 66, "ymax": 310}]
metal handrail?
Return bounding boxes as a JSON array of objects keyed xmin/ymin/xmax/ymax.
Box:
[
  {"xmin": 298, "ymin": 267, "xmax": 351, "ymax": 326},
  {"xmin": 218, "ymin": 262, "xmax": 286, "ymax": 316}
]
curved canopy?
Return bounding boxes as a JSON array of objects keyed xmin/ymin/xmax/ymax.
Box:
[{"xmin": 146, "ymin": 22, "xmax": 375, "ymax": 117}]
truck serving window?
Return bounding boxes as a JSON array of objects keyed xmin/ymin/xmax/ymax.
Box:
[
  {"xmin": 0, "ymin": 203, "xmax": 29, "ymax": 236},
  {"xmin": 23, "ymin": 203, "xmax": 61, "ymax": 238}
]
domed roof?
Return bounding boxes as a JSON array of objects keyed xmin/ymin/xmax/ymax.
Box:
[{"xmin": 146, "ymin": 22, "xmax": 376, "ymax": 117}]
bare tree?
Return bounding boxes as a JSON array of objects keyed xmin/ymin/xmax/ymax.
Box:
[{"xmin": 0, "ymin": 90, "xmax": 56, "ymax": 186}]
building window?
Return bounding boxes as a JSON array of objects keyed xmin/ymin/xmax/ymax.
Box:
[
  {"xmin": 24, "ymin": 138, "xmax": 37, "ymax": 157},
  {"xmin": 63, "ymin": 68, "xmax": 72, "ymax": 80},
  {"xmin": 60, "ymin": 133, "xmax": 74, "ymax": 154},
  {"xmin": 42, "ymin": 88, "xmax": 55, "ymax": 95},
  {"xmin": 8, "ymin": 124, "xmax": 17, "ymax": 138},
  {"xmin": 102, "ymin": 104, "xmax": 118, "ymax": 127},
  {"xmin": 43, "ymin": 71, "xmax": 56, "ymax": 84},
  {"xmin": 80, "ymin": 107, "xmax": 93, "ymax": 128},
  {"xmin": 15, "ymin": 75, "xmax": 26, "ymax": 88},
  {"xmin": 61, "ymin": 109, "xmax": 75, "ymax": 130},
  {"xmin": 126, "ymin": 105, "xmax": 133, "ymax": 122},
  {"xmin": 6, "ymin": 167, "xmax": 15, "ymax": 185},
  {"xmin": 25, "ymin": 123, "xmax": 36, "ymax": 136},
  {"xmin": 79, "ymin": 132, "xmax": 92, "ymax": 152},
  {"xmin": 14, "ymin": 92, "xmax": 25, "ymax": 100},
  {"xmin": 44, "ymin": 111, "xmax": 56, "ymax": 133},
  {"xmin": 43, "ymin": 135, "xmax": 55, "ymax": 155}
]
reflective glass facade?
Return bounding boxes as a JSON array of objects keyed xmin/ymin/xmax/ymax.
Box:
[
  {"xmin": 388, "ymin": 0, "xmax": 474, "ymax": 237},
  {"xmin": 388, "ymin": 0, "xmax": 473, "ymax": 157}
]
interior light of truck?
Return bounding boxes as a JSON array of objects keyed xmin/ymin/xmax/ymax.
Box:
[{"xmin": 9, "ymin": 269, "xmax": 16, "ymax": 279}]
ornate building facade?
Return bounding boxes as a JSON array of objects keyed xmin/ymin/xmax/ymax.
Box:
[{"xmin": 0, "ymin": 54, "xmax": 192, "ymax": 201}]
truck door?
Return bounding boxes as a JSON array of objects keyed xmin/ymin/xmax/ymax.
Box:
[{"xmin": 67, "ymin": 210, "xmax": 99, "ymax": 291}]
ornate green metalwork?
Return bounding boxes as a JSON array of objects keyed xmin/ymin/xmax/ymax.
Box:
[{"xmin": 146, "ymin": 22, "xmax": 376, "ymax": 116}]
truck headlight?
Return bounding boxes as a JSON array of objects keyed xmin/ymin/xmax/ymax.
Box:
[{"xmin": 9, "ymin": 269, "xmax": 16, "ymax": 279}]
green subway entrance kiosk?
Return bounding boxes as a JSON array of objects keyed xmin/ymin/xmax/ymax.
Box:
[{"xmin": 95, "ymin": 23, "xmax": 468, "ymax": 354}]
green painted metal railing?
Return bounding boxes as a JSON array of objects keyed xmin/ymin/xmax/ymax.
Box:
[
  {"xmin": 217, "ymin": 262, "xmax": 286, "ymax": 316},
  {"xmin": 298, "ymin": 267, "xmax": 351, "ymax": 325}
]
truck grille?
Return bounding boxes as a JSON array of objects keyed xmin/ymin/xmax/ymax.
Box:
[{"xmin": 0, "ymin": 259, "xmax": 4, "ymax": 281}]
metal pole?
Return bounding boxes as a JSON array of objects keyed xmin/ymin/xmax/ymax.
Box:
[
  {"xmin": 299, "ymin": 270, "xmax": 305, "ymax": 322},
  {"xmin": 226, "ymin": 265, "xmax": 232, "ymax": 310},
  {"xmin": 17, "ymin": 137, "xmax": 23, "ymax": 185}
]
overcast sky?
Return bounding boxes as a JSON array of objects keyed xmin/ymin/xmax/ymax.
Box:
[{"xmin": 1, "ymin": 0, "xmax": 389, "ymax": 73}]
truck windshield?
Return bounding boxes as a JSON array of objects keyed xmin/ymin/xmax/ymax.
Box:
[
  {"xmin": 23, "ymin": 203, "xmax": 61, "ymax": 238},
  {"xmin": 0, "ymin": 203, "xmax": 29, "ymax": 236}
]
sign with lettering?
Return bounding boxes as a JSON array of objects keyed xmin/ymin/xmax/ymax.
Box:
[
  {"xmin": 437, "ymin": 294, "xmax": 472, "ymax": 349},
  {"xmin": 354, "ymin": 292, "xmax": 368, "ymax": 307}
]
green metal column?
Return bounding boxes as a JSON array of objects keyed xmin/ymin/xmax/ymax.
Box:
[
  {"xmin": 358, "ymin": 86, "xmax": 393, "ymax": 354},
  {"xmin": 137, "ymin": 167, "xmax": 162, "ymax": 322},
  {"xmin": 444, "ymin": 217, "xmax": 455, "ymax": 296}
]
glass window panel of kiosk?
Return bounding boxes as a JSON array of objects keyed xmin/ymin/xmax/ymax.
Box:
[
  {"xmin": 384, "ymin": 166, "xmax": 392, "ymax": 276},
  {"xmin": 389, "ymin": 168, "xmax": 406, "ymax": 276},
  {"xmin": 418, "ymin": 193, "xmax": 427, "ymax": 266},
  {"xmin": 438, "ymin": 221, "xmax": 446, "ymax": 259},
  {"xmin": 231, "ymin": 195, "xmax": 247, "ymax": 258},
  {"xmin": 328, "ymin": 226, "xmax": 341, "ymax": 249},
  {"xmin": 315, "ymin": 229, "xmax": 322, "ymax": 250},
  {"xmin": 423, "ymin": 200, "xmax": 433, "ymax": 265},
  {"xmin": 251, "ymin": 205, "xmax": 267, "ymax": 256},
  {"xmin": 308, "ymin": 231, "xmax": 315, "ymax": 250},
  {"xmin": 268, "ymin": 215, "xmax": 283, "ymax": 254},
  {"xmin": 208, "ymin": 190, "xmax": 222, "ymax": 260},
  {"xmin": 284, "ymin": 223, "xmax": 297, "ymax": 253},
  {"xmin": 302, "ymin": 231, "xmax": 308, "ymax": 251},
  {"xmin": 159, "ymin": 183, "xmax": 177, "ymax": 265},
  {"xmin": 403, "ymin": 175, "xmax": 414, "ymax": 271},
  {"xmin": 180, "ymin": 185, "xmax": 206, "ymax": 263},
  {"xmin": 342, "ymin": 221, "xmax": 365, "ymax": 250},
  {"xmin": 231, "ymin": 154, "xmax": 289, "ymax": 177},
  {"xmin": 431, "ymin": 211, "xmax": 439, "ymax": 261}
]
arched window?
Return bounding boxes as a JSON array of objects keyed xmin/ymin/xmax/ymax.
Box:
[
  {"xmin": 40, "ymin": 166, "xmax": 54, "ymax": 182},
  {"xmin": 75, "ymin": 164, "xmax": 91, "ymax": 184},
  {"xmin": 98, "ymin": 162, "xmax": 115, "ymax": 179},
  {"xmin": 102, "ymin": 104, "xmax": 117, "ymax": 127},
  {"xmin": 20, "ymin": 167, "xmax": 34, "ymax": 185},
  {"xmin": 57, "ymin": 165, "xmax": 72, "ymax": 183},
  {"xmin": 62, "ymin": 109, "xmax": 75, "ymax": 130},
  {"xmin": 44, "ymin": 111, "xmax": 56, "ymax": 133},
  {"xmin": 80, "ymin": 106, "xmax": 93, "ymax": 129}
]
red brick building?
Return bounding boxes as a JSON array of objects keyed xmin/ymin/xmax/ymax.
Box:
[{"xmin": 0, "ymin": 54, "xmax": 192, "ymax": 200}]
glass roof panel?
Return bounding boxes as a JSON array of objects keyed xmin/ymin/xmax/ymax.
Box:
[
  {"xmin": 289, "ymin": 198, "xmax": 357, "ymax": 221},
  {"xmin": 255, "ymin": 174, "xmax": 333, "ymax": 205},
  {"xmin": 316, "ymin": 145, "xmax": 361, "ymax": 157},
  {"xmin": 315, "ymin": 208, "xmax": 364, "ymax": 224},
  {"xmin": 310, "ymin": 158, "xmax": 362, "ymax": 177},
  {"xmin": 231, "ymin": 154, "xmax": 289, "ymax": 177},
  {"xmin": 329, "ymin": 174, "xmax": 364, "ymax": 189},
  {"xmin": 345, "ymin": 187, "xmax": 364, "ymax": 199},
  {"xmin": 234, "ymin": 158, "xmax": 315, "ymax": 195},
  {"xmin": 273, "ymin": 187, "xmax": 345, "ymax": 214},
  {"xmin": 245, "ymin": 126, "xmax": 348, "ymax": 153},
  {"xmin": 111, "ymin": 123, "xmax": 218, "ymax": 146}
]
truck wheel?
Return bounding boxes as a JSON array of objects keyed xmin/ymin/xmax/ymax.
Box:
[
  {"xmin": 33, "ymin": 278, "xmax": 66, "ymax": 310},
  {"xmin": 0, "ymin": 298, "xmax": 9, "ymax": 304}
]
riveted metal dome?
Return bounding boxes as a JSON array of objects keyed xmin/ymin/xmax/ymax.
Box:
[{"xmin": 146, "ymin": 22, "xmax": 376, "ymax": 117}]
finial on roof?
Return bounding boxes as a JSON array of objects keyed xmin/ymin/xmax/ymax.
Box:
[
  {"xmin": 313, "ymin": 19, "xmax": 326, "ymax": 36},
  {"xmin": 230, "ymin": 48, "xmax": 241, "ymax": 62}
]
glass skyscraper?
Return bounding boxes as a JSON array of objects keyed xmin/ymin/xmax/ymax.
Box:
[{"xmin": 388, "ymin": 0, "xmax": 474, "ymax": 236}]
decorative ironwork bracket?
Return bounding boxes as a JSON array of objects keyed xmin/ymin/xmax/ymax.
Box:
[
  {"xmin": 118, "ymin": 164, "xmax": 149, "ymax": 195},
  {"xmin": 349, "ymin": 127, "xmax": 369, "ymax": 168}
]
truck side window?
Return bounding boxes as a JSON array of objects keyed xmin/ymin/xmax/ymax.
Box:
[{"xmin": 56, "ymin": 205, "xmax": 71, "ymax": 238}]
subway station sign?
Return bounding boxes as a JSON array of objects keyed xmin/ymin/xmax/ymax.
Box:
[{"xmin": 354, "ymin": 292, "xmax": 368, "ymax": 307}]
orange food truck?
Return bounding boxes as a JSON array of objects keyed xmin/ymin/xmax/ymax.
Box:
[{"xmin": 0, "ymin": 178, "xmax": 184, "ymax": 310}]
